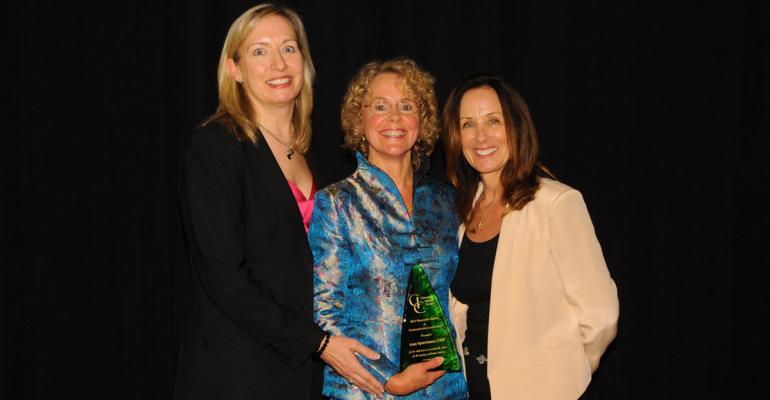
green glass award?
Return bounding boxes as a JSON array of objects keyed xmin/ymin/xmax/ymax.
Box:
[{"xmin": 400, "ymin": 264, "xmax": 461, "ymax": 372}]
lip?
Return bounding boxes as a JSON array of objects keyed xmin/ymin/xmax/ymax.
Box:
[
  {"xmin": 266, "ymin": 76, "xmax": 292, "ymax": 88},
  {"xmin": 474, "ymin": 146, "xmax": 498, "ymax": 156},
  {"xmin": 378, "ymin": 129, "xmax": 406, "ymax": 138}
]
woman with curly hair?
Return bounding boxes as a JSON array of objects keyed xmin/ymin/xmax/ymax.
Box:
[{"xmin": 309, "ymin": 58, "xmax": 469, "ymax": 399}]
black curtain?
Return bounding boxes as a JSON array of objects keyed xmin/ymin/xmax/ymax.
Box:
[{"xmin": 4, "ymin": 0, "xmax": 765, "ymax": 398}]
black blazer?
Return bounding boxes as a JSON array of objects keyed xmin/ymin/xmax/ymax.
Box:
[{"xmin": 175, "ymin": 122, "xmax": 324, "ymax": 399}]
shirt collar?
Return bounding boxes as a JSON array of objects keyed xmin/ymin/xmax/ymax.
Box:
[
  {"xmin": 355, "ymin": 151, "xmax": 428, "ymax": 184},
  {"xmin": 355, "ymin": 152, "xmax": 395, "ymax": 193}
]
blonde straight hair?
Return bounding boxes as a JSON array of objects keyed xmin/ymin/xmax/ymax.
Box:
[{"xmin": 205, "ymin": 3, "xmax": 315, "ymax": 153}]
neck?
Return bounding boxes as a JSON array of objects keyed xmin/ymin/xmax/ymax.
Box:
[
  {"xmin": 369, "ymin": 153, "xmax": 413, "ymax": 191},
  {"xmin": 253, "ymin": 103, "xmax": 295, "ymax": 138},
  {"xmin": 480, "ymin": 171, "xmax": 503, "ymax": 204}
]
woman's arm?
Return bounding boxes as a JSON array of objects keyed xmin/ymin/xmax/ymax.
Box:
[
  {"xmin": 181, "ymin": 127, "xmax": 322, "ymax": 367},
  {"xmin": 549, "ymin": 189, "xmax": 619, "ymax": 372},
  {"xmin": 309, "ymin": 189, "xmax": 385, "ymax": 396}
]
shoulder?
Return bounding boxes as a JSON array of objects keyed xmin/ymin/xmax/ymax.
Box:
[
  {"xmin": 417, "ymin": 176, "xmax": 456, "ymax": 200},
  {"xmin": 315, "ymin": 176, "xmax": 356, "ymax": 204},
  {"xmin": 312, "ymin": 179, "xmax": 358, "ymax": 230},
  {"xmin": 187, "ymin": 121, "xmax": 242, "ymax": 150},
  {"xmin": 530, "ymin": 178, "xmax": 594, "ymax": 225},
  {"xmin": 514, "ymin": 178, "xmax": 585, "ymax": 219},
  {"xmin": 185, "ymin": 121, "xmax": 245, "ymax": 160},
  {"xmin": 534, "ymin": 178, "xmax": 581, "ymax": 206},
  {"xmin": 417, "ymin": 176, "xmax": 458, "ymax": 225}
]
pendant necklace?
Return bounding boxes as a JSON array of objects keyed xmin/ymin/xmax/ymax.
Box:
[
  {"xmin": 258, "ymin": 123, "xmax": 295, "ymax": 159},
  {"xmin": 472, "ymin": 197, "xmax": 496, "ymax": 233},
  {"xmin": 471, "ymin": 190, "xmax": 507, "ymax": 233}
]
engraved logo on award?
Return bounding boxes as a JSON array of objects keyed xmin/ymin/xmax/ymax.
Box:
[
  {"xmin": 400, "ymin": 264, "xmax": 461, "ymax": 372},
  {"xmin": 408, "ymin": 294, "xmax": 426, "ymax": 314}
]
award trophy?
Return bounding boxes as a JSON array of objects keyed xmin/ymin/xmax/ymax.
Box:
[{"xmin": 399, "ymin": 264, "xmax": 461, "ymax": 371}]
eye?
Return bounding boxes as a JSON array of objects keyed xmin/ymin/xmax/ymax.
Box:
[
  {"xmin": 373, "ymin": 102, "xmax": 389, "ymax": 112},
  {"xmin": 282, "ymin": 45, "xmax": 296, "ymax": 53},
  {"xmin": 399, "ymin": 101, "xmax": 416, "ymax": 112},
  {"xmin": 252, "ymin": 48, "xmax": 266, "ymax": 56},
  {"xmin": 488, "ymin": 118, "xmax": 501, "ymax": 126},
  {"xmin": 461, "ymin": 121, "xmax": 475, "ymax": 129}
]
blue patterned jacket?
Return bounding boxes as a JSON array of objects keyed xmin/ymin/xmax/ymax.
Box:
[{"xmin": 310, "ymin": 153, "xmax": 468, "ymax": 399}]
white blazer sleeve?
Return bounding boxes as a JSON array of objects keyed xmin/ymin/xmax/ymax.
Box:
[{"xmin": 549, "ymin": 189, "xmax": 619, "ymax": 372}]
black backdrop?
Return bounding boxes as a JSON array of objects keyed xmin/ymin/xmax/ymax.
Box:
[{"xmin": 3, "ymin": 0, "xmax": 767, "ymax": 398}]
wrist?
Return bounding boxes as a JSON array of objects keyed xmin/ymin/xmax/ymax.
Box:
[
  {"xmin": 316, "ymin": 333, "xmax": 331, "ymax": 357},
  {"xmin": 384, "ymin": 374, "xmax": 402, "ymax": 394}
]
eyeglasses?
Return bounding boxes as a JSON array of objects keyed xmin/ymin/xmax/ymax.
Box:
[{"xmin": 363, "ymin": 98, "xmax": 419, "ymax": 115}]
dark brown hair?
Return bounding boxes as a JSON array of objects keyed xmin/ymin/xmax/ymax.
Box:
[{"xmin": 442, "ymin": 75, "xmax": 553, "ymax": 224}]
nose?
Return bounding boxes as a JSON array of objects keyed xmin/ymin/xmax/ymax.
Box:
[
  {"xmin": 387, "ymin": 107, "xmax": 403, "ymax": 120},
  {"xmin": 272, "ymin": 52, "xmax": 287, "ymax": 71},
  {"xmin": 475, "ymin": 125, "xmax": 488, "ymax": 142}
]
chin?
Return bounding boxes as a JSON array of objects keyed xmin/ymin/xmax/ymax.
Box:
[
  {"xmin": 268, "ymin": 94, "xmax": 300, "ymax": 105},
  {"xmin": 387, "ymin": 148, "xmax": 414, "ymax": 158},
  {"xmin": 370, "ymin": 148, "xmax": 411, "ymax": 161},
  {"xmin": 470, "ymin": 161, "xmax": 499, "ymax": 174}
]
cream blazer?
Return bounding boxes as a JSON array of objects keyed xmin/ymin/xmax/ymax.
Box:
[{"xmin": 450, "ymin": 178, "xmax": 619, "ymax": 399}]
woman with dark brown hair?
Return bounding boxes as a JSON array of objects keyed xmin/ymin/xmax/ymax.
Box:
[{"xmin": 443, "ymin": 75, "xmax": 619, "ymax": 399}]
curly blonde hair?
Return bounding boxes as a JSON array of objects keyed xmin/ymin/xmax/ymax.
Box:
[{"xmin": 340, "ymin": 57, "xmax": 438, "ymax": 170}]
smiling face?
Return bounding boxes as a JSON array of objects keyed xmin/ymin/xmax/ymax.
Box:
[
  {"xmin": 362, "ymin": 73, "xmax": 420, "ymax": 168},
  {"xmin": 227, "ymin": 15, "xmax": 304, "ymax": 113},
  {"xmin": 459, "ymin": 86, "xmax": 511, "ymax": 181}
]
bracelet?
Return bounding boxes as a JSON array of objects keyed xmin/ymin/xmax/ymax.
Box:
[{"xmin": 316, "ymin": 333, "xmax": 331, "ymax": 356}]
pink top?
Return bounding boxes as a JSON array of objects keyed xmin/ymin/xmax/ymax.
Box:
[{"xmin": 287, "ymin": 179, "xmax": 317, "ymax": 234}]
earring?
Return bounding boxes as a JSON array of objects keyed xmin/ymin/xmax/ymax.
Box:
[
  {"xmin": 360, "ymin": 135, "xmax": 368, "ymax": 154},
  {"xmin": 236, "ymin": 78, "xmax": 243, "ymax": 83}
]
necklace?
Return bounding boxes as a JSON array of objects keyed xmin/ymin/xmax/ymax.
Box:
[
  {"xmin": 471, "ymin": 191, "xmax": 507, "ymax": 233},
  {"xmin": 472, "ymin": 198, "xmax": 496, "ymax": 233},
  {"xmin": 258, "ymin": 123, "xmax": 295, "ymax": 159}
]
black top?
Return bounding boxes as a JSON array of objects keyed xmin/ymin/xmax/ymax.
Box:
[
  {"xmin": 175, "ymin": 122, "xmax": 324, "ymax": 400},
  {"xmin": 452, "ymin": 232, "xmax": 499, "ymax": 399},
  {"xmin": 451, "ymin": 233, "xmax": 499, "ymax": 348}
]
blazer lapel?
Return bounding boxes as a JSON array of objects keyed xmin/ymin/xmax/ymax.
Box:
[
  {"xmin": 459, "ymin": 182, "xmax": 521, "ymax": 374},
  {"xmin": 487, "ymin": 208, "xmax": 520, "ymax": 374},
  {"xmin": 457, "ymin": 184, "xmax": 483, "ymax": 242},
  {"xmin": 249, "ymin": 141, "xmax": 308, "ymax": 242}
]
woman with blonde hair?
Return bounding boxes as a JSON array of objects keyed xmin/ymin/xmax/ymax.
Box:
[
  {"xmin": 310, "ymin": 58, "xmax": 468, "ymax": 399},
  {"xmin": 176, "ymin": 4, "xmax": 383, "ymax": 399}
]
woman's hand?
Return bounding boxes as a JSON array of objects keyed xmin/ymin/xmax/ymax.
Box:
[
  {"xmin": 384, "ymin": 357, "xmax": 446, "ymax": 396},
  {"xmin": 320, "ymin": 335, "xmax": 385, "ymax": 398}
]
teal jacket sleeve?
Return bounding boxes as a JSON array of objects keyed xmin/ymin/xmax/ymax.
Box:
[{"xmin": 309, "ymin": 188, "xmax": 401, "ymax": 384}]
